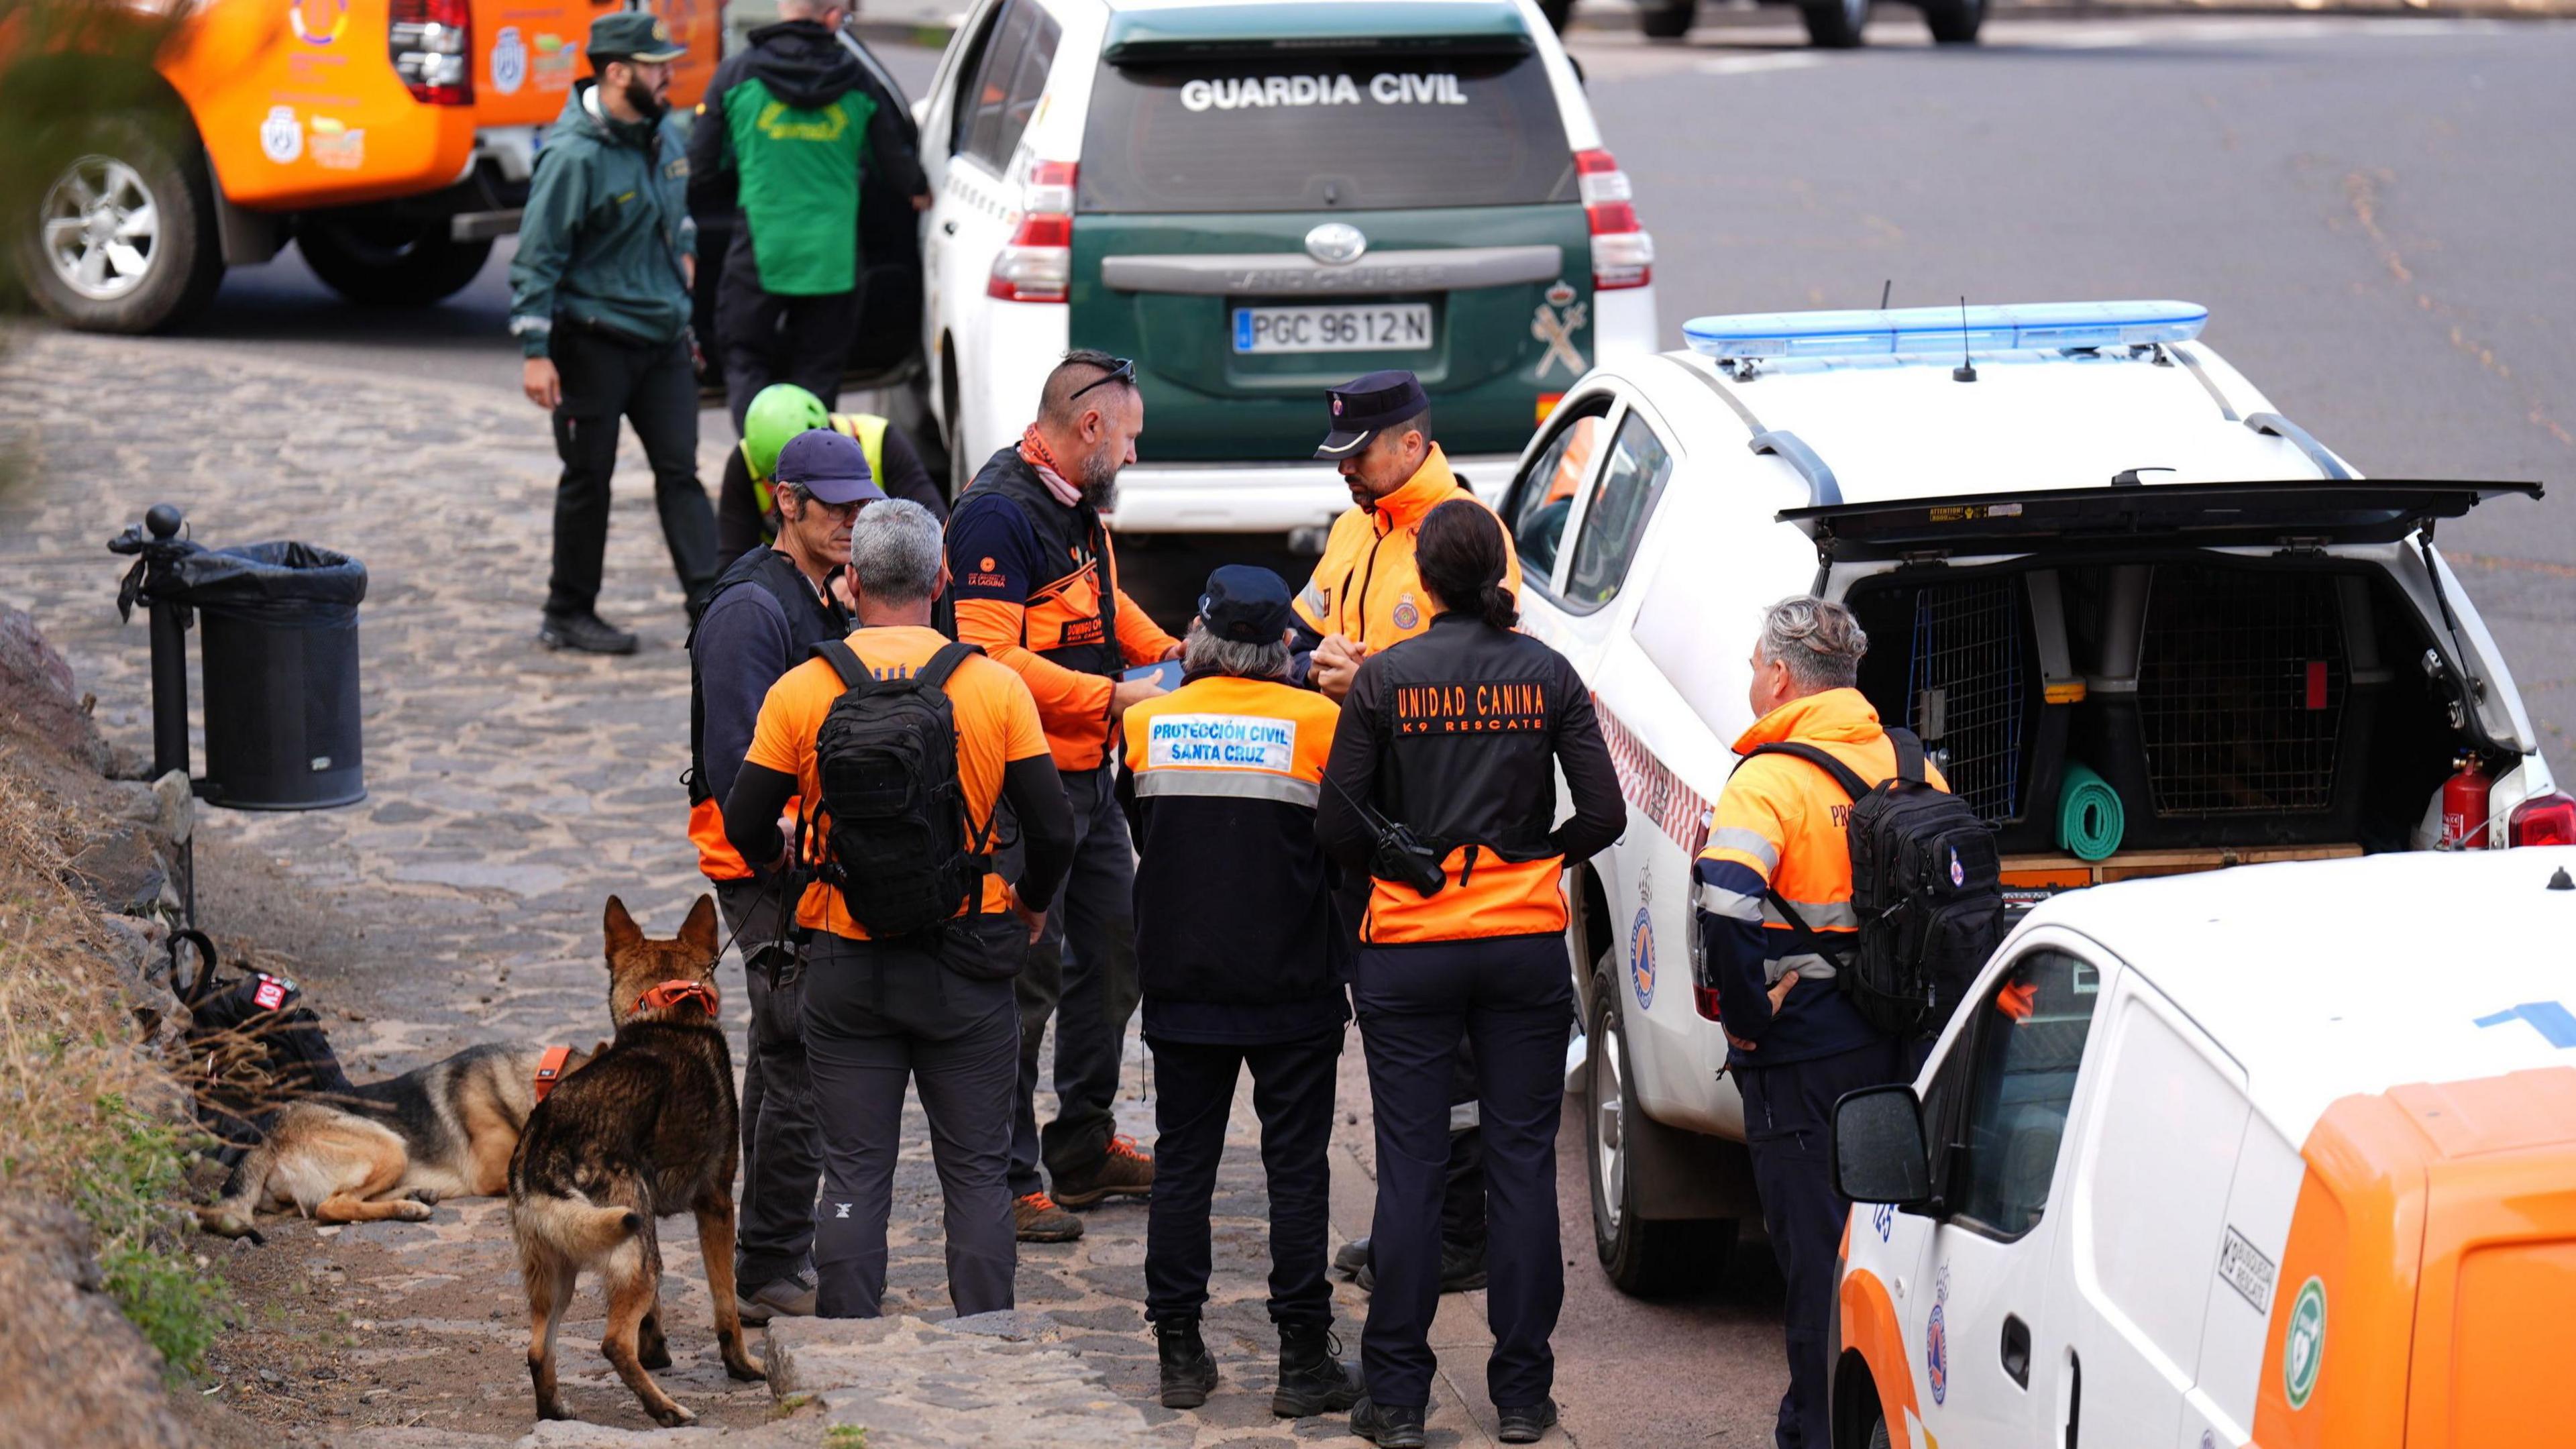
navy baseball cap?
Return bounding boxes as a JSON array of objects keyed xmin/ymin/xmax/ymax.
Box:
[
  {"xmin": 774, "ymin": 429, "xmax": 884, "ymax": 506},
  {"xmin": 1199, "ymin": 565, "xmax": 1295, "ymax": 643},
  {"xmin": 1316, "ymin": 370, "xmax": 1429, "ymax": 460}
]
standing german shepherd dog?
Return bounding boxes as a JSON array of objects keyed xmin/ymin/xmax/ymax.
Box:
[{"xmin": 509, "ymin": 894, "xmax": 765, "ymax": 1425}]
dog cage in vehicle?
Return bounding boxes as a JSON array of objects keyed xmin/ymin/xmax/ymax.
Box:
[
  {"xmin": 2135, "ymin": 566, "xmax": 2349, "ymax": 816},
  {"xmin": 1904, "ymin": 574, "xmax": 2028, "ymax": 824}
]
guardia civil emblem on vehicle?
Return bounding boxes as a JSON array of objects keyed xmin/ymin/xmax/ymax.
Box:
[{"xmin": 1305, "ymin": 223, "xmax": 1367, "ymax": 266}]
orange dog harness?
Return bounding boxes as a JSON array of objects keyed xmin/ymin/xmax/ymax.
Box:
[{"xmin": 532, "ymin": 1044, "xmax": 574, "ymax": 1103}]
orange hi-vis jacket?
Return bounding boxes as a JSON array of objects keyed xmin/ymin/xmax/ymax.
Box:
[
  {"xmin": 1292, "ymin": 447, "xmax": 1523, "ymax": 656},
  {"xmin": 1693, "ymin": 688, "xmax": 1949, "ymax": 1063},
  {"xmin": 946, "ymin": 448, "xmax": 1179, "ymax": 772}
]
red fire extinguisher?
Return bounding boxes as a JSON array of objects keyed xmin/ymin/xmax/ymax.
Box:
[{"xmin": 2443, "ymin": 755, "xmax": 2492, "ymax": 849}]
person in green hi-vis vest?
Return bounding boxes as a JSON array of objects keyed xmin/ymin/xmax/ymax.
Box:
[{"xmin": 688, "ymin": 0, "xmax": 930, "ymax": 431}]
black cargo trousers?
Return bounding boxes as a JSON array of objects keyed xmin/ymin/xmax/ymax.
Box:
[
  {"xmin": 545, "ymin": 321, "xmax": 718, "ymax": 619},
  {"xmin": 712, "ymin": 873, "xmax": 820, "ymax": 1293}
]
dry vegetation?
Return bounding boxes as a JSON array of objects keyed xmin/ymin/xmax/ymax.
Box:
[{"xmin": 0, "ymin": 757, "xmax": 229, "ymax": 1379}]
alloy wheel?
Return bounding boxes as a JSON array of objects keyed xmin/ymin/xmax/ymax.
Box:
[{"xmin": 41, "ymin": 156, "xmax": 160, "ymax": 302}]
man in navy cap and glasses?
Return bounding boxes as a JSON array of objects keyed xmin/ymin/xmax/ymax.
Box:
[
  {"xmin": 685, "ymin": 425, "xmax": 884, "ymax": 1326},
  {"xmin": 1116, "ymin": 566, "xmax": 1362, "ymax": 1421}
]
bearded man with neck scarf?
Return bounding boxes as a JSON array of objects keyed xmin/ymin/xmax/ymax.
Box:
[{"xmin": 946, "ymin": 350, "xmax": 1180, "ymax": 1242}]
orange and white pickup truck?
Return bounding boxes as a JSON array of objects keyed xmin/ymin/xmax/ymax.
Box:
[{"xmin": 18, "ymin": 0, "xmax": 716, "ymax": 331}]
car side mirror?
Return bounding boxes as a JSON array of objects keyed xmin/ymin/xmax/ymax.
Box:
[{"xmin": 1832, "ymin": 1084, "xmax": 1933, "ymax": 1208}]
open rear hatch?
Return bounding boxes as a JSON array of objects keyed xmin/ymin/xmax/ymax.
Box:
[
  {"xmin": 1778, "ymin": 478, "xmax": 2545, "ymax": 560},
  {"xmin": 1071, "ymin": 4, "xmax": 1592, "ymax": 462},
  {"xmin": 1796, "ymin": 478, "xmax": 2547, "ymax": 902}
]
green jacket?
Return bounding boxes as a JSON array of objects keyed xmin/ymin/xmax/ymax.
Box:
[
  {"xmin": 508, "ymin": 81, "xmax": 697, "ymax": 358},
  {"xmin": 685, "ymin": 19, "xmax": 926, "ymax": 297}
]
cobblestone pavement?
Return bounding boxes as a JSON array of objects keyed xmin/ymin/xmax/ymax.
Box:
[{"xmin": 0, "ymin": 329, "xmax": 1552, "ymax": 1448}]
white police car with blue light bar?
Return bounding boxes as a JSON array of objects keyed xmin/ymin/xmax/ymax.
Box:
[{"xmin": 1492, "ymin": 299, "xmax": 2568, "ymax": 1292}]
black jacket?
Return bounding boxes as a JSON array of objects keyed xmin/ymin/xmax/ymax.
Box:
[{"xmin": 1318, "ymin": 612, "xmax": 1625, "ymax": 941}]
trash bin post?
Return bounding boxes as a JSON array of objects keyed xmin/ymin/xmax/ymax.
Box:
[{"xmin": 109, "ymin": 503, "xmax": 198, "ymax": 782}]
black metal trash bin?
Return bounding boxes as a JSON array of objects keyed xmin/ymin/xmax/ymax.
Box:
[{"xmin": 161, "ymin": 541, "xmax": 368, "ymax": 810}]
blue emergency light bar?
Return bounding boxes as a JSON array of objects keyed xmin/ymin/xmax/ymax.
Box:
[{"xmin": 1682, "ymin": 301, "xmax": 2209, "ymax": 362}]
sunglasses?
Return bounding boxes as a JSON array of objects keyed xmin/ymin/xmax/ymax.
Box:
[{"xmin": 1067, "ymin": 357, "xmax": 1136, "ymax": 402}]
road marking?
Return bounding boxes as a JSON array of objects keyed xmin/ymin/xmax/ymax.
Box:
[{"xmin": 1697, "ymin": 51, "xmax": 1829, "ymax": 74}]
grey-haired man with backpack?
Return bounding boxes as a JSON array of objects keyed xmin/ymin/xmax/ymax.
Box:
[
  {"xmin": 723, "ymin": 499, "xmax": 1074, "ymax": 1317},
  {"xmin": 1694, "ymin": 597, "xmax": 2000, "ymax": 1449}
]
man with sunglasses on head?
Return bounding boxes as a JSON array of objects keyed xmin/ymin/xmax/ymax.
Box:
[
  {"xmin": 685, "ymin": 426, "xmax": 881, "ymax": 1326},
  {"xmin": 945, "ymin": 350, "xmax": 1181, "ymax": 1242}
]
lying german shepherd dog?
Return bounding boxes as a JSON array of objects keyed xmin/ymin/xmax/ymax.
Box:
[
  {"xmin": 196, "ymin": 1040, "xmax": 596, "ymax": 1239},
  {"xmin": 510, "ymin": 894, "xmax": 764, "ymax": 1426}
]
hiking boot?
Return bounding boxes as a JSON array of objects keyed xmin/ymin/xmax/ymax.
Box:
[
  {"xmin": 1015, "ymin": 1191, "xmax": 1086, "ymax": 1242},
  {"xmin": 1497, "ymin": 1398, "xmax": 1559, "ymax": 1444},
  {"xmin": 734, "ymin": 1269, "xmax": 816, "ymax": 1326},
  {"xmin": 537, "ymin": 611, "xmax": 638, "ymax": 655},
  {"xmin": 1354, "ymin": 1238, "xmax": 1488, "ymax": 1295},
  {"xmin": 1155, "ymin": 1317, "xmax": 1218, "ymax": 1409},
  {"xmin": 1051, "ymin": 1134, "xmax": 1155, "ymax": 1208},
  {"xmin": 1348, "ymin": 1395, "xmax": 1428, "ymax": 1448},
  {"xmin": 1270, "ymin": 1322, "xmax": 1360, "ymax": 1418},
  {"xmin": 1333, "ymin": 1236, "xmax": 1372, "ymax": 1278}
]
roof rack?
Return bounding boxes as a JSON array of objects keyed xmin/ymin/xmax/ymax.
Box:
[
  {"xmin": 1749, "ymin": 430, "xmax": 1841, "ymax": 508},
  {"xmin": 2244, "ymin": 413, "xmax": 2353, "ymax": 482}
]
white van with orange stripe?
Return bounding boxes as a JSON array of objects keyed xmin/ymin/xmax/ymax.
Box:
[
  {"xmin": 1503, "ymin": 301, "xmax": 2568, "ymax": 1297},
  {"xmin": 1826, "ymin": 847, "xmax": 2576, "ymax": 1449}
]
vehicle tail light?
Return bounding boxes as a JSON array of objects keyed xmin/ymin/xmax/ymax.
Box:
[
  {"xmin": 390, "ymin": 0, "xmax": 473, "ymax": 106},
  {"xmin": 1576, "ymin": 149, "xmax": 1652, "ymax": 291},
  {"xmin": 987, "ymin": 160, "xmax": 1077, "ymax": 303},
  {"xmin": 2509, "ymin": 791, "xmax": 2576, "ymax": 848},
  {"xmin": 1693, "ymin": 984, "xmax": 1724, "ymax": 1023}
]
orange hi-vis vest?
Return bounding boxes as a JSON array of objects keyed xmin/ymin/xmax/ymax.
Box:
[{"xmin": 1292, "ymin": 446, "xmax": 1523, "ymax": 655}]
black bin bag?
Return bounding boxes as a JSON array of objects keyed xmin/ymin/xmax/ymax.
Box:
[{"xmin": 160, "ymin": 542, "xmax": 368, "ymax": 810}]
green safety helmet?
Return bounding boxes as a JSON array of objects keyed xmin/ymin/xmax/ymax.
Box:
[{"xmin": 743, "ymin": 384, "xmax": 832, "ymax": 481}]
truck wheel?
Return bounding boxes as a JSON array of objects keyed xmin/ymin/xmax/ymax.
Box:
[
  {"xmin": 1638, "ymin": 0, "xmax": 1696, "ymax": 38},
  {"xmin": 21, "ymin": 119, "xmax": 226, "ymax": 334},
  {"xmin": 1586, "ymin": 970, "xmax": 1735, "ymax": 1295},
  {"xmin": 1802, "ymin": 0, "xmax": 1871, "ymax": 47},
  {"xmin": 1538, "ymin": 0, "xmax": 1574, "ymax": 30},
  {"xmin": 1921, "ymin": 0, "xmax": 1984, "ymax": 42},
  {"xmin": 297, "ymin": 217, "xmax": 493, "ymax": 306}
]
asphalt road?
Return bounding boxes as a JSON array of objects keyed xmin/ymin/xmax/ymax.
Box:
[{"xmin": 133, "ymin": 14, "xmax": 2576, "ymax": 1444}]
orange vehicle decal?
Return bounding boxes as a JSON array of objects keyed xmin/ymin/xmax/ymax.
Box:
[
  {"xmin": 2255, "ymin": 1065, "xmax": 2576, "ymax": 1449},
  {"xmin": 1839, "ymin": 1269, "xmax": 1921, "ymax": 1449}
]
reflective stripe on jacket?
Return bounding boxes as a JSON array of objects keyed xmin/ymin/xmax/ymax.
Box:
[
  {"xmin": 1119, "ymin": 674, "xmax": 1345, "ymax": 1005},
  {"xmin": 1694, "ymin": 688, "xmax": 1950, "ymax": 1064}
]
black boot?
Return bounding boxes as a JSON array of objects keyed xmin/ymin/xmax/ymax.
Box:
[
  {"xmin": 1156, "ymin": 1317, "xmax": 1218, "ymax": 1409},
  {"xmin": 1350, "ymin": 1395, "xmax": 1428, "ymax": 1448},
  {"xmin": 1271, "ymin": 1321, "xmax": 1361, "ymax": 1418}
]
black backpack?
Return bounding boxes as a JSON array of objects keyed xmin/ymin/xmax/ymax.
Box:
[
  {"xmin": 1746, "ymin": 729, "xmax": 2004, "ymax": 1040},
  {"xmin": 810, "ymin": 639, "xmax": 994, "ymax": 941}
]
